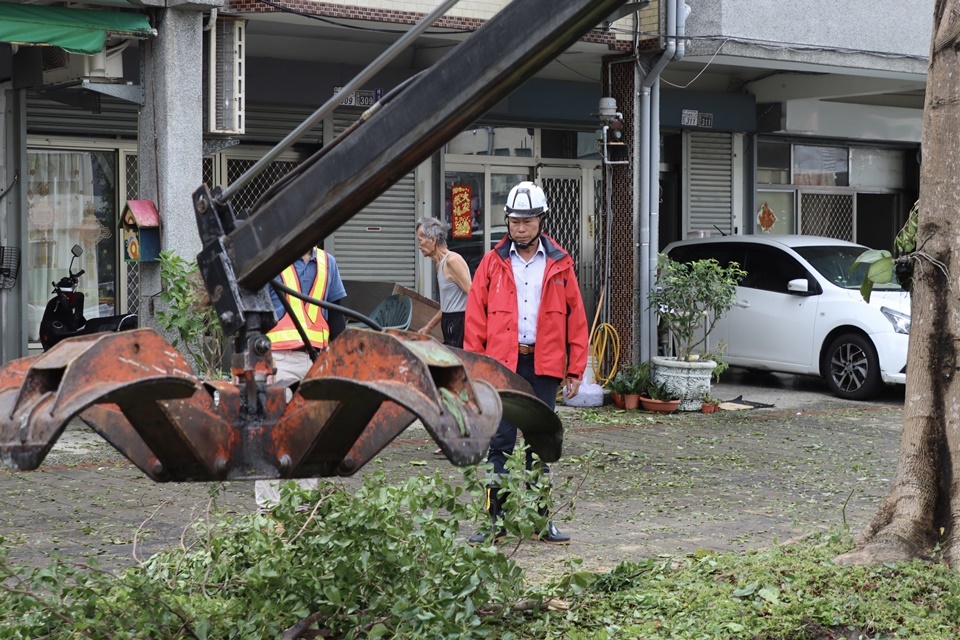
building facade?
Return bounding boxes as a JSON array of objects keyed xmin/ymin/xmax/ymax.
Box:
[
  {"xmin": 0, "ymin": 0, "xmax": 934, "ymax": 365},
  {"xmin": 602, "ymin": 0, "xmax": 930, "ymax": 361}
]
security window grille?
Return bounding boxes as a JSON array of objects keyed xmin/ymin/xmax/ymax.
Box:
[
  {"xmin": 541, "ymin": 177, "xmax": 581, "ymax": 268},
  {"xmin": 800, "ymin": 193, "xmax": 853, "ymax": 241},
  {"xmin": 203, "ymin": 157, "xmax": 215, "ymax": 187},
  {"xmin": 225, "ymin": 158, "xmax": 300, "ymax": 214},
  {"xmin": 125, "ymin": 154, "xmax": 140, "ymax": 315},
  {"xmin": 125, "ymin": 154, "xmax": 139, "ymax": 201}
]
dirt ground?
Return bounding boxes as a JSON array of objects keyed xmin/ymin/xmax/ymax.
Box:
[{"xmin": 0, "ymin": 373, "xmax": 904, "ymax": 584}]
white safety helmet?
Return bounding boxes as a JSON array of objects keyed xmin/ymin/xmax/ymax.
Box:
[{"xmin": 504, "ymin": 181, "xmax": 549, "ymax": 218}]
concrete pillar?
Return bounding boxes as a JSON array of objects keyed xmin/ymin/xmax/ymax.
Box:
[
  {"xmin": 137, "ymin": 4, "xmax": 215, "ymax": 324},
  {"xmin": 0, "ymin": 84, "xmax": 27, "ymax": 363}
]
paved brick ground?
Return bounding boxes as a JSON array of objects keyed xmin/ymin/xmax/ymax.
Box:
[{"xmin": 0, "ymin": 373, "xmax": 905, "ymax": 579}]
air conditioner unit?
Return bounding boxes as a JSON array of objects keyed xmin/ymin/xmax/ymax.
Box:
[
  {"xmin": 204, "ymin": 16, "xmax": 245, "ymax": 135},
  {"xmin": 42, "ymin": 47, "xmax": 124, "ymax": 85}
]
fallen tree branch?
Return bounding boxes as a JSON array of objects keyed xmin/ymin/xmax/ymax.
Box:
[{"xmin": 280, "ymin": 611, "xmax": 327, "ymax": 639}]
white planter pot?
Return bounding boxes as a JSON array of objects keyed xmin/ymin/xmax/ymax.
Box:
[{"xmin": 652, "ymin": 356, "xmax": 716, "ymax": 412}]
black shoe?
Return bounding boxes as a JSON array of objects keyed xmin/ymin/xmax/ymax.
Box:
[
  {"xmin": 467, "ymin": 527, "xmax": 506, "ymax": 546},
  {"xmin": 467, "ymin": 485, "xmax": 506, "ymax": 546},
  {"xmin": 535, "ymin": 521, "xmax": 571, "ymax": 545}
]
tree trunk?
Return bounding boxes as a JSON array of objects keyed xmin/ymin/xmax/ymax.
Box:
[{"xmin": 836, "ymin": 0, "xmax": 960, "ymax": 567}]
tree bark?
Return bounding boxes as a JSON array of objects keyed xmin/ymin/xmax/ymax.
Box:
[{"xmin": 836, "ymin": 0, "xmax": 960, "ymax": 567}]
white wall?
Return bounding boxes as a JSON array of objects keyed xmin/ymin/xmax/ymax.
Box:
[{"xmin": 686, "ymin": 0, "xmax": 934, "ymax": 73}]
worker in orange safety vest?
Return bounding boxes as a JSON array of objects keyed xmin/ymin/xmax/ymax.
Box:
[{"xmin": 257, "ymin": 247, "xmax": 347, "ymax": 510}]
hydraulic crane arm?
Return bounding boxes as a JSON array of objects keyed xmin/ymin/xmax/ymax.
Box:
[
  {"xmin": 196, "ymin": 0, "xmax": 630, "ymax": 335},
  {"xmin": 1, "ymin": 0, "xmax": 629, "ymax": 482}
]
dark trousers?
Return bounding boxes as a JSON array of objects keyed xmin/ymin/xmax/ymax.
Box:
[
  {"xmin": 440, "ymin": 311, "xmax": 465, "ymax": 348},
  {"xmin": 488, "ymin": 352, "xmax": 560, "ymax": 476}
]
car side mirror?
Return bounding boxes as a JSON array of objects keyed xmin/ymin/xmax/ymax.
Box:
[{"xmin": 787, "ymin": 278, "xmax": 810, "ymax": 294}]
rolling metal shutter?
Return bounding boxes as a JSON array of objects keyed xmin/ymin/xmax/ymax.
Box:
[
  {"xmin": 329, "ymin": 109, "xmax": 417, "ymax": 287},
  {"xmin": 685, "ymin": 131, "xmax": 734, "ymax": 235},
  {"xmin": 27, "ymin": 95, "xmax": 138, "ymax": 136},
  {"xmin": 26, "ymin": 100, "xmax": 417, "ymax": 286},
  {"xmin": 239, "ymin": 104, "xmax": 324, "ymax": 144},
  {"xmin": 26, "ymin": 98, "xmax": 322, "ymax": 144}
]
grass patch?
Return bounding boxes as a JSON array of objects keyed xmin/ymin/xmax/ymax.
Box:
[
  {"xmin": 2, "ymin": 454, "xmax": 956, "ymax": 639},
  {"xmin": 507, "ymin": 531, "xmax": 960, "ymax": 639}
]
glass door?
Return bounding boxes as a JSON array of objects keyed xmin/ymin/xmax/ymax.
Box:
[
  {"xmin": 444, "ymin": 164, "xmax": 530, "ymax": 276},
  {"xmin": 490, "ymin": 168, "xmax": 530, "ymax": 251},
  {"xmin": 443, "ymin": 167, "xmax": 484, "ymax": 275},
  {"xmin": 25, "ymin": 149, "xmax": 119, "ymax": 343}
]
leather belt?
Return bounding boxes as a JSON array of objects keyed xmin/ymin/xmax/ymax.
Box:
[{"xmin": 518, "ymin": 343, "xmax": 535, "ymax": 355}]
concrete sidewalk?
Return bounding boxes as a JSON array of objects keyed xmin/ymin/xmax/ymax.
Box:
[{"xmin": 0, "ymin": 371, "xmax": 905, "ymax": 577}]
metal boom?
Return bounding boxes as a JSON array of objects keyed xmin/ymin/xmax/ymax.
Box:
[
  {"xmin": 0, "ymin": 0, "xmax": 628, "ymax": 483},
  {"xmin": 215, "ymin": 0, "xmax": 629, "ymax": 292}
]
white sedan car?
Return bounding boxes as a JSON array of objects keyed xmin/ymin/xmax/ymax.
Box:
[{"xmin": 664, "ymin": 235, "xmax": 910, "ymax": 400}]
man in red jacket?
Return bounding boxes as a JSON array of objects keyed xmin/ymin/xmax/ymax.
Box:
[{"xmin": 464, "ymin": 181, "xmax": 589, "ymax": 545}]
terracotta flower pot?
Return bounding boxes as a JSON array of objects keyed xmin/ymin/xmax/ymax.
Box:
[
  {"xmin": 624, "ymin": 393, "xmax": 641, "ymax": 410},
  {"xmin": 701, "ymin": 402, "xmax": 720, "ymax": 414},
  {"xmin": 611, "ymin": 393, "xmax": 625, "ymax": 409},
  {"xmin": 640, "ymin": 396, "xmax": 681, "ymax": 413}
]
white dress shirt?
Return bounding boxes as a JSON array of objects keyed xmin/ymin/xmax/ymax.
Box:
[{"xmin": 510, "ymin": 240, "xmax": 547, "ymax": 345}]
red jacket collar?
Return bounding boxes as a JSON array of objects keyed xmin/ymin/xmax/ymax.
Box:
[{"xmin": 493, "ymin": 233, "xmax": 570, "ymax": 266}]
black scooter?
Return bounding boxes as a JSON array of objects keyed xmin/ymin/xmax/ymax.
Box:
[{"xmin": 38, "ymin": 244, "xmax": 139, "ymax": 351}]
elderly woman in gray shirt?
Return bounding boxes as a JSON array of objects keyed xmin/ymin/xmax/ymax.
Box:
[{"xmin": 415, "ymin": 217, "xmax": 472, "ymax": 347}]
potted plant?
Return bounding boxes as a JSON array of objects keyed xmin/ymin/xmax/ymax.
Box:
[
  {"xmin": 606, "ymin": 370, "xmax": 631, "ymax": 409},
  {"xmin": 700, "ymin": 350, "xmax": 730, "ymax": 383},
  {"xmin": 156, "ymin": 251, "xmax": 227, "ymax": 379},
  {"xmin": 622, "ymin": 362, "xmax": 651, "ymax": 410},
  {"xmin": 648, "ymin": 255, "xmax": 745, "ymax": 411},
  {"xmin": 640, "ymin": 380, "xmax": 681, "ymax": 413},
  {"xmin": 701, "ymin": 393, "xmax": 722, "ymax": 414}
]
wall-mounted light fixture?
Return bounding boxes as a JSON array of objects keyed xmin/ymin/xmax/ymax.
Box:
[{"xmin": 597, "ymin": 97, "xmax": 629, "ymax": 165}]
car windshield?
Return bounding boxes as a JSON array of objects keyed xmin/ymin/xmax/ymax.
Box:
[{"xmin": 793, "ymin": 245, "xmax": 902, "ymax": 291}]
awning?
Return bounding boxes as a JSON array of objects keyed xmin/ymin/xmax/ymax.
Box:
[{"xmin": 0, "ymin": 4, "xmax": 155, "ymax": 56}]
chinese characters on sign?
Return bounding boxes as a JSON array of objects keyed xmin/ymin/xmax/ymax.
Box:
[{"xmin": 451, "ymin": 185, "xmax": 473, "ymax": 239}]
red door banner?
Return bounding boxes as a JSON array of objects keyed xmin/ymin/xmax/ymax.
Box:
[{"xmin": 451, "ymin": 185, "xmax": 473, "ymax": 239}]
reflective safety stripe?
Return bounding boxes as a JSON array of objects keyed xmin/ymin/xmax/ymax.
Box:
[{"xmin": 267, "ymin": 249, "xmax": 331, "ymax": 349}]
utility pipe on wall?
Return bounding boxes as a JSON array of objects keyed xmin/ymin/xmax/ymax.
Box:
[
  {"xmin": 635, "ymin": 0, "xmax": 680, "ymax": 363},
  {"xmin": 648, "ymin": 78, "xmax": 660, "ymax": 360},
  {"xmin": 645, "ymin": 0, "xmax": 688, "ymax": 362}
]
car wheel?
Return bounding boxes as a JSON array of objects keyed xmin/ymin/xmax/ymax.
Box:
[{"xmin": 823, "ymin": 333, "xmax": 882, "ymax": 400}]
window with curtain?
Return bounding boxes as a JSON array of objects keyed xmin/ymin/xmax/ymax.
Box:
[
  {"xmin": 26, "ymin": 149, "xmax": 118, "ymax": 342},
  {"xmin": 757, "ymin": 141, "xmax": 791, "ymax": 185},
  {"xmin": 793, "ymin": 145, "xmax": 849, "ymax": 186}
]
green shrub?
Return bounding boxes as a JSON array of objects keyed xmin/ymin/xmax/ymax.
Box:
[
  {"xmin": 648, "ymin": 255, "xmax": 745, "ymax": 361},
  {"xmin": 605, "ymin": 363, "xmax": 652, "ymax": 396},
  {"xmin": 155, "ymin": 250, "xmax": 225, "ymax": 378},
  {"xmin": 605, "ymin": 370, "xmax": 632, "ymax": 395},
  {"xmin": 511, "ymin": 530, "xmax": 960, "ymax": 639},
  {"xmin": 0, "ymin": 470, "xmax": 538, "ymax": 639}
]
